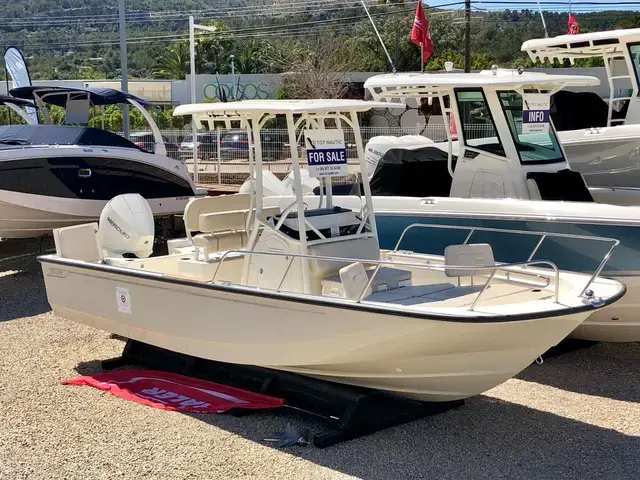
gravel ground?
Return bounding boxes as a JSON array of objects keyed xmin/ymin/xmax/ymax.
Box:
[{"xmin": 1, "ymin": 238, "xmax": 639, "ymax": 480}]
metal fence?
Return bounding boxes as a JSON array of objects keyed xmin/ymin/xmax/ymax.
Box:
[{"xmin": 123, "ymin": 123, "xmax": 495, "ymax": 186}]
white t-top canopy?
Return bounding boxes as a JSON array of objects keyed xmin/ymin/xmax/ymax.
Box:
[
  {"xmin": 522, "ymin": 28, "xmax": 640, "ymax": 61},
  {"xmin": 365, "ymin": 70, "xmax": 600, "ymax": 99},
  {"xmin": 173, "ymin": 99, "xmax": 400, "ymax": 118}
]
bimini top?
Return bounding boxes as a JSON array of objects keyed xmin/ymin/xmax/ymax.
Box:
[
  {"xmin": 0, "ymin": 95, "xmax": 35, "ymax": 108},
  {"xmin": 9, "ymin": 85, "xmax": 154, "ymax": 107},
  {"xmin": 173, "ymin": 99, "xmax": 401, "ymax": 118},
  {"xmin": 522, "ymin": 28, "xmax": 640, "ymax": 61},
  {"xmin": 365, "ymin": 70, "xmax": 600, "ymax": 94},
  {"xmin": 0, "ymin": 125, "xmax": 140, "ymax": 149}
]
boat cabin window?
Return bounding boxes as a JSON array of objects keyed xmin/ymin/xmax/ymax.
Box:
[
  {"xmin": 498, "ymin": 91, "xmax": 564, "ymax": 164},
  {"xmin": 454, "ymin": 89, "xmax": 505, "ymax": 157},
  {"xmin": 628, "ymin": 43, "xmax": 640, "ymax": 94}
]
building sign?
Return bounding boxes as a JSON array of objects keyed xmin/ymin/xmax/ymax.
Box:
[
  {"xmin": 304, "ymin": 130, "xmax": 347, "ymax": 178},
  {"xmin": 522, "ymin": 93, "xmax": 550, "ymax": 134}
]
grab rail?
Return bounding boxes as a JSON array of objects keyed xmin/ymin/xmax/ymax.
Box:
[
  {"xmin": 393, "ymin": 223, "xmax": 619, "ymax": 298},
  {"xmin": 210, "ymin": 248, "xmax": 561, "ymax": 312}
]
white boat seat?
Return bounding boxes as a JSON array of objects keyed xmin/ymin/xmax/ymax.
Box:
[
  {"xmin": 193, "ymin": 231, "xmax": 249, "ymax": 254},
  {"xmin": 53, "ymin": 223, "xmax": 103, "ymax": 263},
  {"xmin": 444, "ymin": 243, "xmax": 495, "ymax": 278},
  {"xmin": 183, "ymin": 194, "xmax": 252, "ymax": 234},
  {"xmin": 322, "ymin": 264, "xmax": 412, "ymax": 300}
]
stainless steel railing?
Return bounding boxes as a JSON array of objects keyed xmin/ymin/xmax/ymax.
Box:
[
  {"xmin": 393, "ymin": 223, "xmax": 619, "ymax": 298},
  {"xmin": 210, "ymin": 248, "xmax": 561, "ymax": 312}
]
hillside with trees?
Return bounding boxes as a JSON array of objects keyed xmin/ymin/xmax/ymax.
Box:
[{"xmin": 0, "ymin": 2, "xmax": 638, "ymax": 82}]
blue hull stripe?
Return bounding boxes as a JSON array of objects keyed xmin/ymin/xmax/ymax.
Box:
[{"xmin": 375, "ymin": 214, "xmax": 640, "ymax": 275}]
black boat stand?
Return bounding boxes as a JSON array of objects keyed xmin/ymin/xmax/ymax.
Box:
[{"xmin": 101, "ymin": 340, "xmax": 464, "ymax": 448}]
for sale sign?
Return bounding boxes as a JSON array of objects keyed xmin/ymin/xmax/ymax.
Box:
[
  {"xmin": 522, "ymin": 94, "xmax": 550, "ymax": 134},
  {"xmin": 304, "ymin": 129, "xmax": 347, "ymax": 178}
]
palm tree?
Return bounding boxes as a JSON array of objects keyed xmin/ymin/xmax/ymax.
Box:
[{"xmin": 152, "ymin": 42, "xmax": 190, "ymax": 79}]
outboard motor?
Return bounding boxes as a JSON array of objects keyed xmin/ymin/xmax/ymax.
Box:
[{"xmin": 99, "ymin": 194, "xmax": 154, "ymax": 258}]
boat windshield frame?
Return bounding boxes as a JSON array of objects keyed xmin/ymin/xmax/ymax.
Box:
[
  {"xmin": 453, "ymin": 87, "xmax": 506, "ymax": 158},
  {"xmin": 497, "ymin": 89, "xmax": 566, "ymax": 165}
]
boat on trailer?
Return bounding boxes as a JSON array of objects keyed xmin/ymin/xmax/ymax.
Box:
[
  {"xmin": 39, "ymin": 99, "xmax": 624, "ymax": 402},
  {"xmin": 522, "ymin": 28, "xmax": 640, "ymax": 194},
  {"xmin": 0, "ymin": 85, "xmax": 197, "ymax": 239}
]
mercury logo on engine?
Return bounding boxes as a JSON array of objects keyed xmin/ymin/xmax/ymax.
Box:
[{"xmin": 107, "ymin": 217, "xmax": 131, "ymax": 239}]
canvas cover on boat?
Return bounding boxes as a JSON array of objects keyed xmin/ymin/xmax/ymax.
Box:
[
  {"xmin": 550, "ymin": 91, "xmax": 625, "ymax": 131},
  {"xmin": 9, "ymin": 85, "xmax": 154, "ymax": 107},
  {"xmin": 0, "ymin": 125, "xmax": 140, "ymax": 149},
  {"xmin": 369, "ymin": 146, "xmax": 457, "ymax": 197},
  {"xmin": 526, "ymin": 169, "xmax": 594, "ymax": 202}
]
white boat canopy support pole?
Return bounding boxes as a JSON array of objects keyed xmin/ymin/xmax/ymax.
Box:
[
  {"xmin": 4, "ymin": 102, "xmax": 36, "ymax": 125},
  {"xmin": 128, "ymin": 98, "xmax": 167, "ymax": 156},
  {"xmin": 286, "ymin": 111, "xmax": 311, "ymax": 294},
  {"xmin": 348, "ymin": 109, "xmax": 378, "ymax": 237},
  {"xmin": 189, "ymin": 16, "xmax": 199, "ymax": 184}
]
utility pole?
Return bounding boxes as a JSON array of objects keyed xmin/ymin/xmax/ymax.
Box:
[
  {"xmin": 118, "ymin": 0, "xmax": 129, "ymax": 138},
  {"xmin": 230, "ymin": 55, "xmax": 236, "ymax": 100},
  {"xmin": 464, "ymin": 0, "xmax": 471, "ymax": 73},
  {"xmin": 189, "ymin": 16, "xmax": 198, "ymax": 184}
]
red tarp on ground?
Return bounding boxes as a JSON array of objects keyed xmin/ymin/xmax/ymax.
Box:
[{"xmin": 63, "ymin": 370, "xmax": 284, "ymax": 413}]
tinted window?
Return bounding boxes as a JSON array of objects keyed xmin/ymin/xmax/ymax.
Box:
[
  {"xmin": 499, "ymin": 91, "xmax": 564, "ymax": 164},
  {"xmin": 454, "ymin": 89, "xmax": 505, "ymax": 157}
]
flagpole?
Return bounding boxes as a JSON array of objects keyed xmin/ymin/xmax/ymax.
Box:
[
  {"xmin": 360, "ymin": 0, "xmax": 396, "ymax": 72},
  {"xmin": 421, "ymin": 43, "xmax": 424, "ymax": 73},
  {"xmin": 536, "ymin": 0, "xmax": 549, "ymax": 38}
]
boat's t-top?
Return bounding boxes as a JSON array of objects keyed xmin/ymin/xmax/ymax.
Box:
[
  {"xmin": 522, "ymin": 28, "xmax": 640, "ymax": 127},
  {"xmin": 9, "ymin": 85, "xmax": 167, "ymax": 155},
  {"xmin": 365, "ymin": 70, "xmax": 599, "ymax": 201},
  {"xmin": 173, "ymin": 99, "xmax": 401, "ymax": 294}
]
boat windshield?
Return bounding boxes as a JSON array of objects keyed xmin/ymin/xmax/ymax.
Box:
[
  {"xmin": 498, "ymin": 91, "xmax": 564, "ymax": 164},
  {"xmin": 454, "ymin": 89, "xmax": 506, "ymax": 157}
]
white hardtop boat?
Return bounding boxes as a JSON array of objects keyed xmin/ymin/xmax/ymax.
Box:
[
  {"xmin": 522, "ymin": 28, "xmax": 640, "ymax": 192},
  {"xmin": 39, "ymin": 98, "xmax": 624, "ymax": 402},
  {"xmin": 249, "ymin": 71, "xmax": 640, "ymax": 342},
  {"xmin": 0, "ymin": 85, "xmax": 197, "ymax": 239}
]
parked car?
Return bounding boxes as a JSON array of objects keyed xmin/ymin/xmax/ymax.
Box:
[
  {"xmin": 179, "ymin": 132, "xmax": 218, "ymax": 161},
  {"xmin": 219, "ymin": 131, "xmax": 285, "ymax": 161},
  {"xmin": 130, "ymin": 132, "xmax": 180, "ymax": 160}
]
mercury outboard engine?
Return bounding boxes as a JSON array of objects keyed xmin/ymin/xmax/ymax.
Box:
[{"xmin": 99, "ymin": 194, "xmax": 154, "ymax": 258}]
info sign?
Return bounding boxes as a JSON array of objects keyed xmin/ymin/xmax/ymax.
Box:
[
  {"xmin": 522, "ymin": 94, "xmax": 551, "ymax": 134},
  {"xmin": 304, "ymin": 130, "xmax": 347, "ymax": 178}
]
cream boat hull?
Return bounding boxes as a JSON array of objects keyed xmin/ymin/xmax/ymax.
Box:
[{"xmin": 40, "ymin": 258, "xmax": 612, "ymax": 401}]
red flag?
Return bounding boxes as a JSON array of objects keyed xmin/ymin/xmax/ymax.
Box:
[
  {"xmin": 411, "ymin": 1, "xmax": 435, "ymax": 63},
  {"xmin": 63, "ymin": 370, "xmax": 284, "ymax": 413},
  {"xmin": 568, "ymin": 14, "xmax": 580, "ymax": 35}
]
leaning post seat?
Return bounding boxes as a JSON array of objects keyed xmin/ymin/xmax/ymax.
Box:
[{"xmin": 182, "ymin": 194, "xmax": 279, "ymax": 259}]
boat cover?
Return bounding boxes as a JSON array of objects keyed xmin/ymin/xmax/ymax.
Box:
[
  {"xmin": 9, "ymin": 85, "xmax": 154, "ymax": 107},
  {"xmin": 0, "ymin": 125, "xmax": 139, "ymax": 149},
  {"xmin": 369, "ymin": 146, "xmax": 458, "ymax": 197},
  {"xmin": 550, "ymin": 90, "xmax": 625, "ymax": 131},
  {"xmin": 526, "ymin": 169, "xmax": 594, "ymax": 202}
]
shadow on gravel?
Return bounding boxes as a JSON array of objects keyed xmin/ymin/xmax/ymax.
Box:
[
  {"xmin": 188, "ymin": 394, "xmax": 639, "ymax": 480},
  {"xmin": 518, "ymin": 341, "xmax": 640, "ymax": 404},
  {"xmin": 74, "ymin": 348, "xmax": 640, "ymax": 480},
  {"xmin": 0, "ymin": 238, "xmax": 52, "ymax": 322}
]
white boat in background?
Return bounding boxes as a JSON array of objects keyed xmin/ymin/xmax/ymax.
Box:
[
  {"xmin": 38, "ymin": 99, "xmax": 624, "ymax": 402},
  {"xmin": 244, "ymin": 71, "xmax": 640, "ymax": 342},
  {"xmin": 522, "ymin": 28, "xmax": 640, "ymax": 194},
  {"xmin": 0, "ymin": 86, "xmax": 196, "ymax": 239}
]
